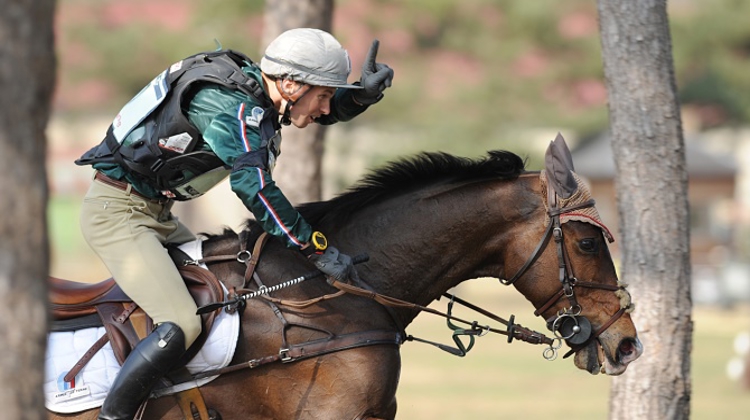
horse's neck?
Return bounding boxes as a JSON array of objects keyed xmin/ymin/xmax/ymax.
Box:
[{"xmin": 336, "ymin": 176, "xmax": 541, "ymax": 316}]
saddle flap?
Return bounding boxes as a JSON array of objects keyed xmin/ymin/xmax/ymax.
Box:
[{"xmin": 176, "ymin": 265, "xmax": 226, "ymax": 365}]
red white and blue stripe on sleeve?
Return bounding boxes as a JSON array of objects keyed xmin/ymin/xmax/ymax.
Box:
[{"xmin": 232, "ymin": 102, "xmax": 308, "ymax": 248}]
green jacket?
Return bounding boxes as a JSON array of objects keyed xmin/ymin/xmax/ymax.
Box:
[{"xmin": 95, "ymin": 63, "xmax": 368, "ymax": 248}]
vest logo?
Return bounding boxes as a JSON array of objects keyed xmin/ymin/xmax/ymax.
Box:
[{"xmin": 246, "ymin": 107, "xmax": 265, "ymax": 127}]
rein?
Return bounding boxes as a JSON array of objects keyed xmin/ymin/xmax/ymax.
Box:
[{"xmin": 325, "ymin": 277, "xmax": 555, "ymax": 356}]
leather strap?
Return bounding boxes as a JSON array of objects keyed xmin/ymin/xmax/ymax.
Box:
[
  {"xmin": 330, "ymin": 279, "xmax": 554, "ymax": 346},
  {"xmin": 175, "ymin": 387, "xmax": 211, "ymax": 420},
  {"xmin": 563, "ymin": 307, "xmax": 627, "ymax": 359},
  {"xmin": 115, "ymin": 302, "xmax": 139, "ymax": 323},
  {"xmin": 94, "ymin": 171, "xmax": 156, "ymax": 202},
  {"xmin": 191, "ymin": 330, "xmax": 402, "ymax": 381},
  {"xmin": 501, "ymin": 221, "xmax": 554, "ymax": 285},
  {"xmin": 64, "ymin": 333, "xmax": 109, "ymax": 382},
  {"xmin": 244, "ymin": 232, "xmax": 269, "ymax": 287}
]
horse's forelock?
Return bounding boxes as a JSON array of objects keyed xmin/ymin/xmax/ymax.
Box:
[{"xmin": 298, "ymin": 150, "xmax": 526, "ymax": 226}]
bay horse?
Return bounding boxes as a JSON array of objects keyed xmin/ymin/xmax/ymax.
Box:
[{"xmin": 48, "ymin": 134, "xmax": 642, "ymax": 419}]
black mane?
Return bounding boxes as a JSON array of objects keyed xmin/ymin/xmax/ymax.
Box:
[
  {"xmin": 298, "ymin": 150, "xmax": 526, "ymax": 226},
  {"xmin": 202, "ymin": 150, "xmax": 526, "ymax": 245}
]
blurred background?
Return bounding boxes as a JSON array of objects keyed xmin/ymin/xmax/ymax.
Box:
[{"xmin": 47, "ymin": 0, "xmax": 750, "ymax": 418}]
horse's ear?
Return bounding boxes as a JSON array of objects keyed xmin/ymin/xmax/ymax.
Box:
[{"xmin": 544, "ymin": 133, "xmax": 578, "ymax": 199}]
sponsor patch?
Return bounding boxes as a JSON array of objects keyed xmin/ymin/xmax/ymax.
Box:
[
  {"xmin": 169, "ymin": 60, "xmax": 184, "ymax": 73},
  {"xmin": 51, "ymin": 372, "xmax": 91, "ymax": 403},
  {"xmin": 158, "ymin": 132, "xmax": 193, "ymax": 154},
  {"xmin": 245, "ymin": 106, "xmax": 265, "ymax": 127}
]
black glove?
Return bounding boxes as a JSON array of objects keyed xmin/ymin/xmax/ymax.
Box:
[
  {"xmin": 308, "ymin": 246, "xmax": 354, "ymax": 281},
  {"xmin": 352, "ymin": 40, "xmax": 394, "ymax": 106}
]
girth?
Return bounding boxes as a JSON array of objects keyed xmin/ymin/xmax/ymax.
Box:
[{"xmin": 192, "ymin": 330, "xmax": 403, "ymax": 381}]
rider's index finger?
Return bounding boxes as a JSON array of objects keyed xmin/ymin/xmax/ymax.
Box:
[{"xmin": 364, "ymin": 39, "xmax": 380, "ymax": 70}]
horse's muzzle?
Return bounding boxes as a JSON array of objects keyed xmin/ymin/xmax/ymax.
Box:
[{"xmin": 573, "ymin": 335, "xmax": 643, "ymax": 375}]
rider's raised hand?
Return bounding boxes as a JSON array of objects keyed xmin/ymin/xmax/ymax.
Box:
[{"xmin": 352, "ymin": 40, "xmax": 394, "ymax": 106}]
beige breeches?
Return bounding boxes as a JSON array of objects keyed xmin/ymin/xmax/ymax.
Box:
[{"xmin": 80, "ymin": 177, "xmax": 201, "ymax": 349}]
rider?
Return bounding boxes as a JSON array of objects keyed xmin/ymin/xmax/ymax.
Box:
[{"xmin": 75, "ymin": 28, "xmax": 394, "ymax": 420}]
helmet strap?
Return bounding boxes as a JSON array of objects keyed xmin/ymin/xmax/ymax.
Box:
[
  {"xmin": 281, "ymin": 101, "xmax": 293, "ymax": 126},
  {"xmin": 275, "ymin": 79, "xmax": 312, "ymax": 126}
]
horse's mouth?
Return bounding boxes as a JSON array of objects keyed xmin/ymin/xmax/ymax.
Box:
[
  {"xmin": 574, "ymin": 336, "xmax": 643, "ymax": 376},
  {"xmin": 572, "ymin": 341, "xmax": 602, "ymax": 374}
]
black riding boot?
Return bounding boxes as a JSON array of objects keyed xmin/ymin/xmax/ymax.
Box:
[{"xmin": 98, "ymin": 322, "xmax": 186, "ymax": 420}]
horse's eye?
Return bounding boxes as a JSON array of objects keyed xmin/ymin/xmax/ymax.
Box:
[{"xmin": 579, "ymin": 238, "xmax": 598, "ymax": 253}]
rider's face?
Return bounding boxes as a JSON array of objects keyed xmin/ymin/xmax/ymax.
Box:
[{"xmin": 288, "ymin": 85, "xmax": 335, "ymax": 128}]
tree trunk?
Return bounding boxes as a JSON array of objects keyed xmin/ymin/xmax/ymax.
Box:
[
  {"xmin": 0, "ymin": 0, "xmax": 56, "ymax": 418},
  {"xmin": 598, "ymin": 1, "xmax": 692, "ymax": 419},
  {"xmin": 262, "ymin": 0, "xmax": 334, "ymax": 204},
  {"xmin": 261, "ymin": 0, "xmax": 333, "ymax": 204}
]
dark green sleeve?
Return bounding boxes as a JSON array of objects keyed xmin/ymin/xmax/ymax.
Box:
[{"xmin": 194, "ymin": 94, "xmax": 313, "ymax": 248}]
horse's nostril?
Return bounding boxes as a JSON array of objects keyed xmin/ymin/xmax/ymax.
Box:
[{"xmin": 617, "ymin": 338, "xmax": 636, "ymax": 363}]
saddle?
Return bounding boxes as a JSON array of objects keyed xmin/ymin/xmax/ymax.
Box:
[{"xmin": 48, "ymin": 258, "xmax": 225, "ymax": 381}]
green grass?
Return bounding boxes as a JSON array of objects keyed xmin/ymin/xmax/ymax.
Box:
[
  {"xmin": 396, "ymin": 282, "xmax": 750, "ymax": 420},
  {"xmin": 48, "ymin": 195, "xmax": 85, "ymax": 250},
  {"xmin": 396, "ymin": 283, "xmax": 609, "ymax": 419},
  {"xmin": 48, "ymin": 195, "xmax": 110, "ymax": 282}
]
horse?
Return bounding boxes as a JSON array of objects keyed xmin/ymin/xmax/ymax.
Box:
[{"xmin": 47, "ymin": 134, "xmax": 642, "ymax": 419}]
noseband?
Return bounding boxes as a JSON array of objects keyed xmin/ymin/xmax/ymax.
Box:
[{"xmin": 500, "ymin": 182, "xmax": 631, "ymax": 359}]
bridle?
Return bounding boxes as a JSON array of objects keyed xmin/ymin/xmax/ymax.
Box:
[{"xmin": 500, "ymin": 181, "xmax": 631, "ymax": 359}]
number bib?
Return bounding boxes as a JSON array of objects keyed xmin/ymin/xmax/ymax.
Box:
[{"xmin": 111, "ymin": 70, "xmax": 170, "ymax": 142}]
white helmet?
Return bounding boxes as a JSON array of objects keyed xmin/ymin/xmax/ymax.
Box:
[{"xmin": 260, "ymin": 28, "xmax": 362, "ymax": 89}]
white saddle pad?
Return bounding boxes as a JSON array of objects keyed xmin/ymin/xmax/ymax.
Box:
[{"xmin": 44, "ymin": 239, "xmax": 240, "ymax": 414}]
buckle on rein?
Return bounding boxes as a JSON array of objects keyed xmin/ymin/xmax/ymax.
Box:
[{"xmin": 505, "ymin": 314, "xmax": 562, "ymax": 361}]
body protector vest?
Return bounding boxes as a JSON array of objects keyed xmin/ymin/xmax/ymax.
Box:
[{"xmin": 75, "ymin": 49, "xmax": 280, "ymax": 201}]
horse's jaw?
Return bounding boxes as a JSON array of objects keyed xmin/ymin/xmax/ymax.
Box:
[{"xmin": 573, "ymin": 336, "xmax": 644, "ymax": 375}]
